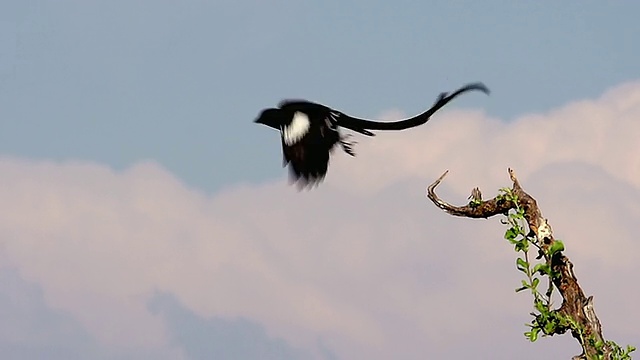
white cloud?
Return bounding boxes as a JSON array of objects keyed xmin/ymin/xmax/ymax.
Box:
[{"xmin": 1, "ymin": 80, "xmax": 639, "ymax": 359}]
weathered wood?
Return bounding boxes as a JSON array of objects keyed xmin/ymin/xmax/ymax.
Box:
[{"xmin": 426, "ymin": 168, "xmax": 613, "ymax": 360}]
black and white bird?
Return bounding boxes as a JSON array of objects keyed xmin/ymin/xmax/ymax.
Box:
[{"xmin": 255, "ymin": 82, "xmax": 490, "ymax": 189}]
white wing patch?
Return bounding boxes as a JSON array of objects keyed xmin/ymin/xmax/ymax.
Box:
[{"xmin": 282, "ymin": 111, "xmax": 310, "ymax": 145}]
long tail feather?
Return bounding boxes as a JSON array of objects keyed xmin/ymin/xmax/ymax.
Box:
[{"xmin": 337, "ymin": 82, "xmax": 490, "ymax": 133}]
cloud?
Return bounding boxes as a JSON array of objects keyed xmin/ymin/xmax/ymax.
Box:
[
  {"xmin": 148, "ymin": 291, "xmax": 327, "ymax": 360},
  {"xmin": 0, "ymin": 267, "xmax": 98, "ymax": 359},
  {"xmin": 0, "ymin": 267, "xmax": 180, "ymax": 359},
  {"xmin": 0, "ymin": 80, "xmax": 639, "ymax": 359}
]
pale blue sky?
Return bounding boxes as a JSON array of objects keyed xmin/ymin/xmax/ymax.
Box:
[
  {"xmin": 1, "ymin": 3, "xmax": 640, "ymax": 358},
  {"xmin": 1, "ymin": 0, "xmax": 639, "ymax": 192}
]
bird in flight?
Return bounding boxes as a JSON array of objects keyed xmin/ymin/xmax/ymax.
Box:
[{"xmin": 255, "ymin": 82, "xmax": 490, "ymax": 189}]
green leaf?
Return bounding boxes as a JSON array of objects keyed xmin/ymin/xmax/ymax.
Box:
[
  {"xmin": 516, "ymin": 258, "xmax": 528, "ymax": 272},
  {"xmin": 515, "ymin": 239, "xmax": 529, "ymax": 252},
  {"xmin": 533, "ymin": 263, "xmax": 551, "ymax": 275},
  {"xmin": 505, "ymin": 227, "xmax": 519, "ymax": 241},
  {"xmin": 531, "ymin": 277, "xmax": 540, "ymax": 290},
  {"xmin": 525, "ymin": 328, "xmax": 540, "ymax": 342},
  {"xmin": 548, "ymin": 240, "xmax": 565, "ymax": 256},
  {"xmin": 517, "ymin": 280, "xmax": 530, "ymax": 293},
  {"xmin": 543, "ymin": 319, "xmax": 557, "ymax": 334}
]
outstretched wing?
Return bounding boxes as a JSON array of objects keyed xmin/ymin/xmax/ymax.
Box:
[
  {"xmin": 282, "ymin": 137, "xmax": 332, "ymax": 190},
  {"xmin": 278, "ymin": 107, "xmax": 341, "ymax": 189},
  {"xmin": 285, "ymin": 146, "xmax": 329, "ymax": 189}
]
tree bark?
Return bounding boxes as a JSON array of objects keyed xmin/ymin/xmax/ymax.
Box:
[{"xmin": 426, "ymin": 168, "xmax": 614, "ymax": 360}]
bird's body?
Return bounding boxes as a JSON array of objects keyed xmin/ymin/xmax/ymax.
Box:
[
  {"xmin": 256, "ymin": 101, "xmax": 357, "ymax": 188},
  {"xmin": 255, "ymin": 82, "xmax": 490, "ymax": 189}
]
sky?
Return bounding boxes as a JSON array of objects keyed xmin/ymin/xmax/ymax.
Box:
[{"xmin": 0, "ymin": 1, "xmax": 639, "ymax": 359}]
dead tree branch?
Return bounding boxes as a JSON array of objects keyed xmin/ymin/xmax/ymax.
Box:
[{"xmin": 426, "ymin": 168, "xmax": 625, "ymax": 360}]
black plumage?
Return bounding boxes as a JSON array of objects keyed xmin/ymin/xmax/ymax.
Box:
[{"xmin": 255, "ymin": 82, "xmax": 490, "ymax": 189}]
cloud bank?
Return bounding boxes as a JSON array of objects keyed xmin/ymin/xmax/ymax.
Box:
[{"xmin": 1, "ymin": 80, "xmax": 639, "ymax": 359}]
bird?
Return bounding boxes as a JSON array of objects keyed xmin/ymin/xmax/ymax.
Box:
[{"xmin": 254, "ymin": 82, "xmax": 490, "ymax": 189}]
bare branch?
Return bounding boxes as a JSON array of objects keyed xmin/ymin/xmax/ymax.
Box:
[{"xmin": 426, "ymin": 170, "xmax": 515, "ymax": 218}]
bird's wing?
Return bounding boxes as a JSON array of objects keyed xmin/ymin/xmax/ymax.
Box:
[
  {"xmin": 282, "ymin": 112, "xmax": 311, "ymax": 145},
  {"xmin": 283, "ymin": 140, "xmax": 330, "ymax": 190},
  {"xmin": 277, "ymin": 99, "xmax": 323, "ymax": 110}
]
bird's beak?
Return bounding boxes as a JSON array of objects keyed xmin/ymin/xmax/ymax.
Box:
[{"xmin": 254, "ymin": 108, "xmax": 277, "ymax": 126}]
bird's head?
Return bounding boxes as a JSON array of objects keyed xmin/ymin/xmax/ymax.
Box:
[{"xmin": 254, "ymin": 108, "xmax": 282, "ymax": 130}]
